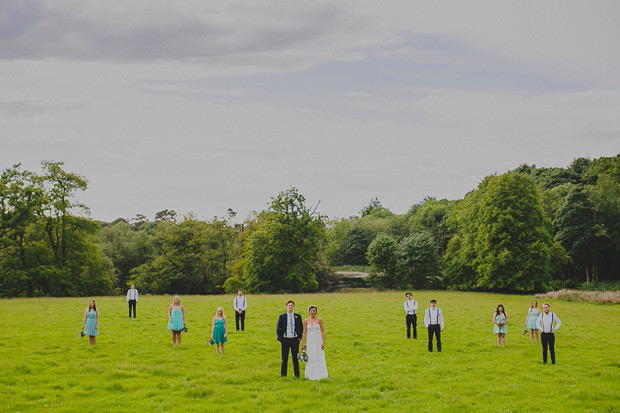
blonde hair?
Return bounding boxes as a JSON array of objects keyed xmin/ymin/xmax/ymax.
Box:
[
  {"xmin": 215, "ymin": 307, "xmax": 225, "ymax": 317},
  {"xmin": 172, "ymin": 296, "xmax": 181, "ymax": 305}
]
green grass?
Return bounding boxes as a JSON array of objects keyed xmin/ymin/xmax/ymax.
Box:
[{"xmin": 0, "ymin": 291, "xmax": 618, "ymax": 412}]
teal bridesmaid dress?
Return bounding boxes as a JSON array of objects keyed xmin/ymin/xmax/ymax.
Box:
[
  {"xmin": 84, "ymin": 310, "xmax": 98, "ymax": 336},
  {"xmin": 168, "ymin": 307, "xmax": 184, "ymax": 331},
  {"xmin": 213, "ymin": 318, "xmax": 227, "ymax": 343},
  {"xmin": 493, "ymin": 314, "xmax": 507, "ymax": 334}
]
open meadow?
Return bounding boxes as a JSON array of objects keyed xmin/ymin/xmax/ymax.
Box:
[{"xmin": 0, "ymin": 291, "xmax": 618, "ymax": 412}]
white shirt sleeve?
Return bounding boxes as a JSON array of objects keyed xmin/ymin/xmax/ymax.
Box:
[
  {"xmin": 438, "ymin": 308, "xmax": 444, "ymax": 329},
  {"xmin": 413, "ymin": 300, "xmax": 418, "ymax": 312},
  {"xmin": 233, "ymin": 297, "xmax": 239, "ymax": 311},
  {"xmin": 241, "ymin": 297, "xmax": 247, "ymax": 311},
  {"xmin": 536, "ymin": 314, "xmax": 543, "ymax": 331},
  {"xmin": 126, "ymin": 289, "xmax": 130, "ymax": 301},
  {"xmin": 423, "ymin": 309, "xmax": 430, "ymax": 327},
  {"xmin": 135, "ymin": 290, "xmax": 138, "ymax": 301},
  {"xmin": 403, "ymin": 301, "xmax": 408, "ymax": 313},
  {"xmin": 552, "ymin": 314, "xmax": 561, "ymax": 332}
]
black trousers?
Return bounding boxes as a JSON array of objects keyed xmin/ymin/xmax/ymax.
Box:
[
  {"xmin": 128, "ymin": 300, "xmax": 137, "ymax": 318},
  {"xmin": 406, "ymin": 314, "xmax": 417, "ymax": 338},
  {"xmin": 427, "ymin": 325, "xmax": 441, "ymax": 352},
  {"xmin": 235, "ymin": 310, "xmax": 245, "ymax": 331},
  {"xmin": 280, "ymin": 338, "xmax": 300, "ymax": 377},
  {"xmin": 541, "ymin": 332, "xmax": 555, "ymax": 364}
]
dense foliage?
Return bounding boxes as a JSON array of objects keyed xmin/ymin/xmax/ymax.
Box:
[
  {"xmin": 0, "ymin": 162, "xmax": 114, "ymax": 296},
  {"xmin": 0, "ymin": 156, "xmax": 617, "ymax": 296}
]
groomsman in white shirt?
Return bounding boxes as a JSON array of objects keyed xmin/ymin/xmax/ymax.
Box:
[
  {"xmin": 403, "ymin": 292, "xmax": 418, "ymax": 339},
  {"xmin": 536, "ymin": 303, "xmax": 562, "ymax": 365},
  {"xmin": 423, "ymin": 299, "xmax": 444, "ymax": 352},
  {"xmin": 126, "ymin": 284, "xmax": 139, "ymax": 318},
  {"xmin": 233, "ymin": 289, "xmax": 247, "ymax": 331}
]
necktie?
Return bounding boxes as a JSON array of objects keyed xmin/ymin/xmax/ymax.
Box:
[{"xmin": 288, "ymin": 314, "xmax": 294, "ymax": 337}]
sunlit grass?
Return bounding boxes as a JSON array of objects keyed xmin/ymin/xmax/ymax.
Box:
[{"xmin": 0, "ymin": 291, "xmax": 618, "ymax": 412}]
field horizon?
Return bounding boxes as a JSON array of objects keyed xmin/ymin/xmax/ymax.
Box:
[{"xmin": 1, "ymin": 291, "xmax": 618, "ymax": 412}]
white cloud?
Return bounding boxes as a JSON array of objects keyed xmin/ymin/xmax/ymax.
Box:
[{"xmin": 1, "ymin": 1, "xmax": 619, "ymax": 221}]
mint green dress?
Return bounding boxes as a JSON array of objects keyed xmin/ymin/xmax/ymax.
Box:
[
  {"xmin": 493, "ymin": 314, "xmax": 507, "ymax": 334},
  {"xmin": 213, "ymin": 318, "xmax": 227, "ymax": 343},
  {"xmin": 526, "ymin": 308, "xmax": 540, "ymax": 329},
  {"xmin": 84, "ymin": 310, "xmax": 98, "ymax": 336},
  {"xmin": 168, "ymin": 307, "xmax": 184, "ymax": 332}
]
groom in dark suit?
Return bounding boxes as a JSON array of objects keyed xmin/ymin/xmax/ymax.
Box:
[{"xmin": 276, "ymin": 300, "xmax": 303, "ymax": 377}]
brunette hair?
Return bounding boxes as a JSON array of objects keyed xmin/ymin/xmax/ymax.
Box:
[
  {"xmin": 286, "ymin": 300, "xmax": 295, "ymax": 306},
  {"xmin": 496, "ymin": 304, "xmax": 506, "ymax": 317},
  {"xmin": 88, "ymin": 300, "xmax": 97, "ymax": 312}
]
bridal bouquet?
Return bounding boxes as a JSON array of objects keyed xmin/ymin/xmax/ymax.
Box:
[
  {"xmin": 78, "ymin": 330, "xmax": 85, "ymax": 338},
  {"xmin": 208, "ymin": 337, "xmax": 215, "ymax": 346},
  {"xmin": 297, "ymin": 349, "xmax": 308, "ymax": 363}
]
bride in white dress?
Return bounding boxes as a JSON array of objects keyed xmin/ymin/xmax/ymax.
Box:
[{"xmin": 300, "ymin": 305, "xmax": 328, "ymax": 381}]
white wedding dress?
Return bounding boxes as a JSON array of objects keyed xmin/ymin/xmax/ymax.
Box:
[{"xmin": 305, "ymin": 323, "xmax": 328, "ymax": 380}]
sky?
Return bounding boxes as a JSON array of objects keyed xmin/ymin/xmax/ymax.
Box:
[{"xmin": 1, "ymin": 0, "xmax": 619, "ymax": 222}]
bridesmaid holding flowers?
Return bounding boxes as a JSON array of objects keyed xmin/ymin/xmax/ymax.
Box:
[
  {"xmin": 492, "ymin": 304, "xmax": 507, "ymax": 347},
  {"xmin": 211, "ymin": 307, "xmax": 227, "ymax": 355},
  {"xmin": 81, "ymin": 300, "xmax": 99, "ymax": 346}
]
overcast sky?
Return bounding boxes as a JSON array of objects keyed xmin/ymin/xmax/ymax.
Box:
[{"xmin": 2, "ymin": 0, "xmax": 619, "ymax": 222}]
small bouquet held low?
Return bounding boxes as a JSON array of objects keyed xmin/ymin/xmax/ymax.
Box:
[
  {"xmin": 208, "ymin": 337, "xmax": 215, "ymax": 346},
  {"xmin": 297, "ymin": 349, "xmax": 308, "ymax": 363},
  {"xmin": 78, "ymin": 330, "xmax": 85, "ymax": 338}
]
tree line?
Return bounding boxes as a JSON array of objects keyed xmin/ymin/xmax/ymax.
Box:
[{"xmin": 1, "ymin": 155, "xmax": 618, "ymax": 297}]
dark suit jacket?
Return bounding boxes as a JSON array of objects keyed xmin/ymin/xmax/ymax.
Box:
[{"xmin": 276, "ymin": 312, "xmax": 303, "ymax": 341}]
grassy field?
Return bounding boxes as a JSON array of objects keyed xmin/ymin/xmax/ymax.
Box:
[{"xmin": 0, "ymin": 291, "xmax": 618, "ymax": 412}]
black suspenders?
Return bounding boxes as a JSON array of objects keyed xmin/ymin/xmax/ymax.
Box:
[
  {"xmin": 544, "ymin": 313, "xmax": 554, "ymax": 333},
  {"xmin": 428, "ymin": 308, "xmax": 438, "ymax": 325}
]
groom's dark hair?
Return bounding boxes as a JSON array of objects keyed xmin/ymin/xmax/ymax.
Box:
[
  {"xmin": 430, "ymin": 299, "xmax": 437, "ymax": 304},
  {"xmin": 286, "ymin": 300, "xmax": 295, "ymax": 305}
]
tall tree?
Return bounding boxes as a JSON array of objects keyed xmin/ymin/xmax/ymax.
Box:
[
  {"xmin": 445, "ymin": 173, "xmax": 553, "ymax": 291},
  {"xmin": 553, "ymin": 185, "xmax": 607, "ymax": 282},
  {"xmin": 398, "ymin": 231, "xmax": 442, "ymax": 289},
  {"xmin": 366, "ymin": 234, "xmax": 398, "ymax": 288},
  {"xmin": 243, "ymin": 188, "xmax": 325, "ymax": 292}
]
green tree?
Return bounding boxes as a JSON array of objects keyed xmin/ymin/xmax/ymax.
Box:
[
  {"xmin": 445, "ymin": 173, "xmax": 553, "ymax": 291},
  {"xmin": 408, "ymin": 198, "xmax": 455, "ymax": 255},
  {"xmin": 242, "ymin": 188, "xmax": 326, "ymax": 292},
  {"xmin": 133, "ymin": 216, "xmax": 236, "ymax": 294},
  {"xmin": 0, "ymin": 162, "xmax": 114, "ymax": 297},
  {"xmin": 553, "ymin": 185, "xmax": 607, "ymax": 282},
  {"xmin": 366, "ymin": 234, "xmax": 398, "ymax": 288},
  {"xmin": 339, "ymin": 226, "xmax": 374, "ymax": 265},
  {"xmin": 98, "ymin": 220, "xmax": 155, "ymax": 290},
  {"xmin": 398, "ymin": 231, "xmax": 442, "ymax": 289}
]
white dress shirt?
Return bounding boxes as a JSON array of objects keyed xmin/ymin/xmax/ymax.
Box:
[
  {"xmin": 536, "ymin": 312, "xmax": 561, "ymax": 333},
  {"xmin": 233, "ymin": 296, "xmax": 247, "ymax": 311},
  {"xmin": 404, "ymin": 299, "xmax": 418, "ymax": 315},
  {"xmin": 126, "ymin": 288, "xmax": 139, "ymax": 301},
  {"xmin": 423, "ymin": 307, "xmax": 444, "ymax": 329},
  {"xmin": 285, "ymin": 312, "xmax": 296, "ymax": 338}
]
